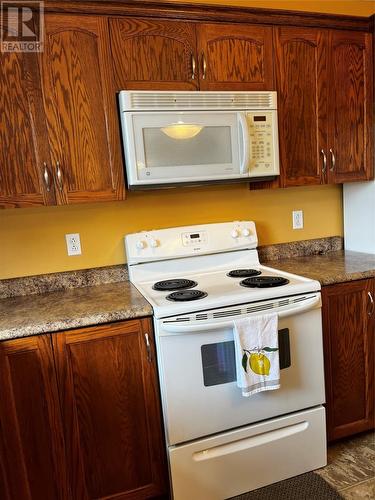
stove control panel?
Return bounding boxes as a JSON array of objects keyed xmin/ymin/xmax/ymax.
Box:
[
  {"xmin": 182, "ymin": 231, "xmax": 208, "ymax": 247},
  {"xmin": 125, "ymin": 221, "xmax": 258, "ymax": 264}
]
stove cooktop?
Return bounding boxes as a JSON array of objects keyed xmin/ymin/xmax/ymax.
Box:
[
  {"xmin": 126, "ymin": 222, "xmax": 321, "ymax": 318},
  {"xmin": 132, "ymin": 263, "xmax": 320, "ymax": 318}
]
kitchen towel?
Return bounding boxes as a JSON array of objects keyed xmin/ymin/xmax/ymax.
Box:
[{"xmin": 233, "ymin": 314, "xmax": 280, "ymax": 397}]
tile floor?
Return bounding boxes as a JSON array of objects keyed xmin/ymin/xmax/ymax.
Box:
[{"xmin": 316, "ymin": 431, "xmax": 375, "ymax": 499}]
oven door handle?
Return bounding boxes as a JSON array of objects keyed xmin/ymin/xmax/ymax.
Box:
[{"xmin": 160, "ymin": 294, "xmax": 321, "ymax": 335}]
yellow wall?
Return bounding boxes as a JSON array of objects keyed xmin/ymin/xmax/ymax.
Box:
[
  {"xmin": 2, "ymin": 0, "xmax": 371, "ymax": 280},
  {"xmin": 0, "ymin": 185, "xmax": 342, "ymax": 279},
  {"xmin": 170, "ymin": 1, "xmax": 375, "ymax": 16}
]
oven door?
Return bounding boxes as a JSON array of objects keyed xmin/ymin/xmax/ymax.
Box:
[
  {"xmin": 155, "ymin": 292, "xmax": 325, "ymax": 446},
  {"xmin": 121, "ymin": 111, "xmax": 250, "ymax": 188}
]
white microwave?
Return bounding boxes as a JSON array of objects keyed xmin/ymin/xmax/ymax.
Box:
[{"xmin": 118, "ymin": 91, "xmax": 279, "ymax": 189}]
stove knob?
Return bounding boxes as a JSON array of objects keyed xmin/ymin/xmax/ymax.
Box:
[
  {"xmin": 242, "ymin": 228, "xmax": 251, "ymax": 237},
  {"xmin": 136, "ymin": 240, "xmax": 146, "ymax": 250},
  {"xmin": 231, "ymin": 229, "xmax": 240, "ymax": 239},
  {"xmin": 150, "ymin": 238, "xmax": 159, "ymax": 248}
]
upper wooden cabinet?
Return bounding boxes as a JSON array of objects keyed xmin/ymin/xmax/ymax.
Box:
[
  {"xmin": 110, "ymin": 18, "xmax": 274, "ymax": 91},
  {"xmin": 274, "ymin": 27, "xmax": 327, "ymax": 187},
  {"xmin": 0, "ymin": 19, "xmax": 54, "ymax": 208},
  {"xmin": 52, "ymin": 319, "xmax": 167, "ymax": 499},
  {"xmin": 322, "ymin": 279, "xmax": 375, "ymax": 441},
  {"xmin": 328, "ymin": 30, "xmax": 373, "ymax": 183},
  {"xmin": 110, "ymin": 17, "xmax": 198, "ymax": 90},
  {"xmin": 0, "ymin": 335, "xmax": 68, "ymax": 500},
  {"xmin": 40, "ymin": 14, "xmax": 125, "ymax": 204},
  {"xmin": 196, "ymin": 23, "xmax": 274, "ymax": 90},
  {"xmin": 275, "ymin": 27, "xmax": 373, "ymax": 187}
]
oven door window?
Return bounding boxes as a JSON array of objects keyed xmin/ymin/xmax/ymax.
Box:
[
  {"xmin": 201, "ymin": 341, "xmax": 237, "ymax": 387},
  {"xmin": 201, "ymin": 329, "xmax": 291, "ymax": 387}
]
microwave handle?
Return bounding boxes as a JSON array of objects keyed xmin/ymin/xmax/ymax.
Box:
[{"xmin": 238, "ymin": 112, "xmax": 251, "ymax": 174}]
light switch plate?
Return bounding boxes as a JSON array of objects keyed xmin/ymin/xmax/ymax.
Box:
[{"xmin": 65, "ymin": 233, "xmax": 82, "ymax": 256}]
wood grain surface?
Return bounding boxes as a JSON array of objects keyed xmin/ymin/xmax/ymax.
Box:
[
  {"xmin": 328, "ymin": 30, "xmax": 373, "ymax": 183},
  {"xmin": 274, "ymin": 27, "xmax": 327, "ymax": 187},
  {"xmin": 40, "ymin": 14, "xmax": 125, "ymax": 204},
  {"xmin": 110, "ymin": 17, "xmax": 198, "ymax": 90},
  {"xmin": 197, "ymin": 23, "xmax": 273, "ymax": 90},
  {"xmin": 41, "ymin": 1, "xmax": 372, "ymax": 32},
  {"xmin": 0, "ymin": 17, "xmax": 54, "ymax": 208},
  {"xmin": 0, "ymin": 335, "xmax": 69, "ymax": 499},
  {"xmin": 322, "ymin": 279, "xmax": 375, "ymax": 441},
  {"xmin": 53, "ymin": 319, "xmax": 168, "ymax": 499}
]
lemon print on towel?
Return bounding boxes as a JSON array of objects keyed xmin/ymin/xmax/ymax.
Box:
[{"xmin": 242, "ymin": 347, "xmax": 278, "ymax": 376}]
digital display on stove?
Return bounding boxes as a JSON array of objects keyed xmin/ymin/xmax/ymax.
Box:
[
  {"xmin": 254, "ymin": 116, "xmax": 266, "ymax": 122},
  {"xmin": 190, "ymin": 233, "xmax": 200, "ymax": 239}
]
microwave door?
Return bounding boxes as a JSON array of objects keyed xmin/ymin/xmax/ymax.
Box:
[{"xmin": 123, "ymin": 111, "xmax": 245, "ymax": 188}]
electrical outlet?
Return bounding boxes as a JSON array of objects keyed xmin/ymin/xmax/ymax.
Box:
[
  {"xmin": 292, "ymin": 210, "xmax": 304, "ymax": 230},
  {"xmin": 65, "ymin": 233, "xmax": 82, "ymax": 256}
]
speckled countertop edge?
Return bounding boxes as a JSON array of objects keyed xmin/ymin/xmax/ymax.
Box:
[
  {"xmin": 0, "ymin": 281, "xmax": 153, "ymax": 341},
  {"xmin": 1, "ymin": 236, "xmax": 374, "ymax": 342},
  {"xmin": 262, "ymin": 250, "xmax": 375, "ymax": 286},
  {"xmin": 0, "ymin": 265, "xmax": 128, "ymax": 299}
]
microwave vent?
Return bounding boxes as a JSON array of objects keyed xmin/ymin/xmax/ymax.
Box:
[{"xmin": 119, "ymin": 91, "xmax": 277, "ymax": 111}]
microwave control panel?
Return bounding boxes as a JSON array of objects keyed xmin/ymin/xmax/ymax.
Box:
[{"xmin": 247, "ymin": 111, "xmax": 279, "ymax": 176}]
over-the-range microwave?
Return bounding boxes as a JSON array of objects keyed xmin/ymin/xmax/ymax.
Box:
[{"xmin": 118, "ymin": 90, "xmax": 279, "ymax": 190}]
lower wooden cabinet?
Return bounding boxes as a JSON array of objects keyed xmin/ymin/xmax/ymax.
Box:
[
  {"xmin": 322, "ymin": 279, "xmax": 375, "ymax": 441},
  {"xmin": 0, "ymin": 318, "xmax": 168, "ymax": 500},
  {"xmin": 0, "ymin": 335, "xmax": 68, "ymax": 500},
  {"xmin": 53, "ymin": 319, "xmax": 168, "ymax": 500}
]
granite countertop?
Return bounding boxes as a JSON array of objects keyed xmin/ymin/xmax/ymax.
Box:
[
  {"xmin": 263, "ymin": 250, "xmax": 375, "ymax": 286},
  {"xmin": 1, "ymin": 240, "xmax": 374, "ymax": 343},
  {"xmin": 0, "ymin": 281, "xmax": 153, "ymax": 341}
]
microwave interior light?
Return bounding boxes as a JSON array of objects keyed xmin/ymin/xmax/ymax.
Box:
[{"xmin": 161, "ymin": 121, "xmax": 203, "ymax": 140}]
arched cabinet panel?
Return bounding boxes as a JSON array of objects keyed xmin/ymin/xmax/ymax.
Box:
[
  {"xmin": 110, "ymin": 17, "xmax": 198, "ymax": 90},
  {"xmin": 274, "ymin": 27, "xmax": 327, "ymax": 186},
  {"xmin": 0, "ymin": 17, "xmax": 54, "ymax": 207},
  {"xmin": 40, "ymin": 14, "xmax": 125, "ymax": 204},
  {"xmin": 197, "ymin": 23, "xmax": 274, "ymax": 90},
  {"xmin": 328, "ymin": 31, "xmax": 373, "ymax": 183}
]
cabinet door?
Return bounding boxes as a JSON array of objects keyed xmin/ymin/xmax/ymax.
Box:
[
  {"xmin": 110, "ymin": 17, "xmax": 198, "ymax": 90},
  {"xmin": 53, "ymin": 319, "xmax": 168, "ymax": 500},
  {"xmin": 197, "ymin": 23, "xmax": 273, "ymax": 90},
  {"xmin": 0, "ymin": 19, "xmax": 54, "ymax": 208},
  {"xmin": 274, "ymin": 27, "xmax": 327, "ymax": 187},
  {"xmin": 0, "ymin": 335, "xmax": 68, "ymax": 500},
  {"xmin": 41, "ymin": 14, "xmax": 125, "ymax": 204},
  {"xmin": 328, "ymin": 30, "xmax": 373, "ymax": 183},
  {"xmin": 322, "ymin": 279, "xmax": 375, "ymax": 441}
]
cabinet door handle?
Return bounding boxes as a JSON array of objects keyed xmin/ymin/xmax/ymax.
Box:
[
  {"xmin": 56, "ymin": 161, "xmax": 63, "ymax": 191},
  {"xmin": 201, "ymin": 52, "xmax": 207, "ymax": 80},
  {"xmin": 368, "ymin": 292, "xmax": 374, "ymax": 317},
  {"xmin": 144, "ymin": 333, "xmax": 152, "ymax": 363},
  {"xmin": 320, "ymin": 149, "xmax": 327, "ymax": 174},
  {"xmin": 43, "ymin": 162, "xmax": 50, "ymax": 192},
  {"xmin": 191, "ymin": 53, "xmax": 196, "ymax": 80},
  {"xmin": 329, "ymin": 149, "xmax": 336, "ymax": 172}
]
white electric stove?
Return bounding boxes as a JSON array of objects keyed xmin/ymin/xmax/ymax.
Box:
[{"xmin": 125, "ymin": 221, "xmax": 327, "ymax": 500}]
